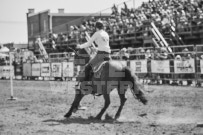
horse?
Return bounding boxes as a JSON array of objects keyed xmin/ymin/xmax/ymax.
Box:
[{"xmin": 64, "ymin": 48, "xmax": 148, "ymax": 120}]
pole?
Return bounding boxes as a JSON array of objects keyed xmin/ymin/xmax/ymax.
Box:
[
  {"xmin": 8, "ymin": 52, "xmax": 17, "ymax": 100},
  {"xmin": 133, "ymin": 0, "xmax": 135, "ymax": 9}
]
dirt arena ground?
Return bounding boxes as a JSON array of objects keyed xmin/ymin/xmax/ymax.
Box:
[{"xmin": 0, "ymin": 80, "xmax": 203, "ymax": 135}]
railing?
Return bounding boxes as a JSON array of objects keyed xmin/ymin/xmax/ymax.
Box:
[{"xmin": 1, "ymin": 45, "xmax": 202, "ymax": 87}]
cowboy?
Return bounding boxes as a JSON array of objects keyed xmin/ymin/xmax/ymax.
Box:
[{"xmin": 76, "ymin": 20, "xmax": 111, "ymax": 81}]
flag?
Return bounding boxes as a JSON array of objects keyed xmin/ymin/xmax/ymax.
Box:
[
  {"xmin": 121, "ymin": 2, "xmax": 130, "ymax": 17},
  {"xmin": 111, "ymin": 4, "xmax": 119, "ymax": 16}
]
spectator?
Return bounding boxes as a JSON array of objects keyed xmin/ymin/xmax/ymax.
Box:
[
  {"xmin": 145, "ymin": 49, "xmax": 152, "ymax": 59},
  {"xmin": 118, "ymin": 48, "xmax": 129, "ymax": 60},
  {"xmin": 157, "ymin": 47, "xmax": 169, "ymax": 84},
  {"xmin": 181, "ymin": 48, "xmax": 194, "ymax": 86}
]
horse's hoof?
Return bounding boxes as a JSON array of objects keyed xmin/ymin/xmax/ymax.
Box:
[
  {"xmin": 73, "ymin": 108, "xmax": 77, "ymax": 113},
  {"xmin": 64, "ymin": 113, "xmax": 71, "ymax": 118},
  {"xmin": 114, "ymin": 116, "xmax": 119, "ymax": 120},
  {"xmin": 95, "ymin": 116, "xmax": 102, "ymax": 120}
]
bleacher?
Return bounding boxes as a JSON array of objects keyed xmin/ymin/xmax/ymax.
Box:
[{"xmin": 30, "ymin": 0, "xmax": 203, "ymax": 57}]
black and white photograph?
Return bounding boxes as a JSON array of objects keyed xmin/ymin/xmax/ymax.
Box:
[{"xmin": 0, "ymin": 0, "xmax": 203, "ymax": 134}]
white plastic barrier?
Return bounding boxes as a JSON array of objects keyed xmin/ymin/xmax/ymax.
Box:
[
  {"xmin": 32, "ymin": 63, "xmax": 41, "ymax": 76},
  {"xmin": 0, "ymin": 66, "xmax": 14, "ymax": 78},
  {"xmin": 174, "ymin": 59, "xmax": 195, "ymax": 73},
  {"xmin": 151, "ymin": 60, "xmax": 170, "ymax": 73},
  {"xmin": 23, "ymin": 63, "xmax": 32, "ymax": 77},
  {"xmin": 51, "ymin": 63, "xmax": 62, "ymax": 77},
  {"xmin": 201, "ymin": 60, "xmax": 203, "ymax": 74},
  {"xmin": 62, "ymin": 62, "xmax": 74, "ymax": 77},
  {"xmin": 41, "ymin": 63, "xmax": 51, "ymax": 77},
  {"xmin": 130, "ymin": 60, "xmax": 147, "ymax": 74}
]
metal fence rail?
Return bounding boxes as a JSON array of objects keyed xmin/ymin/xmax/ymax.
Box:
[{"xmin": 0, "ymin": 45, "xmax": 203, "ymax": 86}]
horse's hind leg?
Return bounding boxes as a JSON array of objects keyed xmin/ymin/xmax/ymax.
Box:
[
  {"xmin": 115, "ymin": 92, "xmax": 127, "ymax": 120},
  {"xmin": 95, "ymin": 94, "xmax": 110, "ymax": 120}
]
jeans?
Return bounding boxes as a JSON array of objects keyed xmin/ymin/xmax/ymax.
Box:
[{"xmin": 83, "ymin": 51, "xmax": 110, "ymax": 81}]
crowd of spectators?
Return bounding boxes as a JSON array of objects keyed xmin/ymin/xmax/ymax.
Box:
[
  {"xmin": 36, "ymin": 0, "xmax": 203, "ymax": 86},
  {"xmin": 110, "ymin": 46, "xmax": 203, "ymax": 86},
  {"xmin": 42, "ymin": 0, "xmax": 203, "ymax": 51}
]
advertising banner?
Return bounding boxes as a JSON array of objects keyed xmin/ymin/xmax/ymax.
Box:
[
  {"xmin": 62, "ymin": 62, "xmax": 74, "ymax": 77},
  {"xmin": 51, "ymin": 63, "xmax": 62, "ymax": 77},
  {"xmin": 32, "ymin": 63, "xmax": 41, "ymax": 76},
  {"xmin": 151, "ymin": 60, "xmax": 170, "ymax": 73},
  {"xmin": 130, "ymin": 60, "xmax": 147, "ymax": 73},
  {"xmin": 174, "ymin": 59, "xmax": 195, "ymax": 73},
  {"xmin": 15, "ymin": 64, "xmax": 23, "ymax": 76},
  {"xmin": 23, "ymin": 63, "xmax": 32, "ymax": 76},
  {"xmin": 0, "ymin": 66, "xmax": 14, "ymax": 77},
  {"xmin": 200, "ymin": 60, "xmax": 203, "ymax": 74},
  {"xmin": 41, "ymin": 63, "xmax": 51, "ymax": 77},
  {"xmin": 2, "ymin": 66, "xmax": 14, "ymax": 77}
]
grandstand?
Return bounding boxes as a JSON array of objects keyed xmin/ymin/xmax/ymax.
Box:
[{"xmin": 26, "ymin": 0, "xmax": 203, "ymax": 56}]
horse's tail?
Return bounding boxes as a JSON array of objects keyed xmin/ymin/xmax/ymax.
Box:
[{"xmin": 124, "ymin": 67, "xmax": 147, "ymax": 105}]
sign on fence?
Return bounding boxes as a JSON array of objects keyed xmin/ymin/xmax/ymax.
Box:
[
  {"xmin": 200, "ymin": 60, "xmax": 203, "ymax": 74},
  {"xmin": 174, "ymin": 59, "xmax": 195, "ymax": 73},
  {"xmin": 15, "ymin": 64, "xmax": 23, "ymax": 76},
  {"xmin": 151, "ymin": 60, "xmax": 170, "ymax": 73},
  {"xmin": 0, "ymin": 66, "xmax": 14, "ymax": 77},
  {"xmin": 62, "ymin": 62, "xmax": 74, "ymax": 77},
  {"xmin": 51, "ymin": 63, "xmax": 62, "ymax": 77},
  {"xmin": 41, "ymin": 63, "xmax": 51, "ymax": 77},
  {"xmin": 23, "ymin": 63, "xmax": 32, "ymax": 76},
  {"xmin": 130, "ymin": 60, "xmax": 147, "ymax": 73},
  {"xmin": 32, "ymin": 63, "xmax": 41, "ymax": 76}
]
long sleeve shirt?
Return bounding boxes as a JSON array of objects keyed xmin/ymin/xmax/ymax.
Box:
[{"xmin": 80, "ymin": 30, "xmax": 111, "ymax": 53}]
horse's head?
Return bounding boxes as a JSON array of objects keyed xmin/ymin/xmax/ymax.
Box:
[{"xmin": 74, "ymin": 48, "xmax": 91, "ymax": 66}]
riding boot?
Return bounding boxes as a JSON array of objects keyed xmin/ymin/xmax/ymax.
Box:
[
  {"xmin": 75, "ymin": 64, "xmax": 92, "ymax": 89},
  {"xmin": 84, "ymin": 64, "xmax": 93, "ymax": 82}
]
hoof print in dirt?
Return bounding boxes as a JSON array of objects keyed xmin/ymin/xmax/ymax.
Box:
[
  {"xmin": 139, "ymin": 113, "xmax": 147, "ymax": 117},
  {"xmin": 88, "ymin": 116, "xmax": 101, "ymax": 121},
  {"xmin": 105, "ymin": 114, "xmax": 114, "ymax": 121}
]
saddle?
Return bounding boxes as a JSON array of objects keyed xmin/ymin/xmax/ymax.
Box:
[{"xmin": 92, "ymin": 61, "xmax": 108, "ymax": 79}]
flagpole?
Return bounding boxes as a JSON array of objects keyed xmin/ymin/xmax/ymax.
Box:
[
  {"xmin": 133, "ymin": 0, "xmax": 135, "ymax": 9},
  {"xmin": 8, "ymin": 52, "xmax": 17, "ymax": 100}
]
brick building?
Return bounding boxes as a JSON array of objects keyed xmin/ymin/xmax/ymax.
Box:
[{"xmin": 26, "ymin": 9, "xmax": 110, "ymax": 50}]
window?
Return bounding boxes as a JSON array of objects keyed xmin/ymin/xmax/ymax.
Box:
[
  {"xmin": 44, "ymin": 20, "xmax": 47, "ymax": 32},
  {"xmin": 31, "ymin": 24, "xmax": 33, "ymax": 36}
]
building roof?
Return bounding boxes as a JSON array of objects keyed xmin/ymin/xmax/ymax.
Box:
[
  {"xmin": 50, "ymin": 13, "xmax": 111, "ymax": 17},
  {"xmin": 27, "ymin": 9, "xmax": 110, "ymax": 17},
  {"xmin": 27, "ymin": 9, "xmax": 50, "ymax": 17}
]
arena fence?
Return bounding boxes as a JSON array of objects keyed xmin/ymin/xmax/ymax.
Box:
[{"xmin": 0, "ymin": 45, "xmax": 203, "ymax": 86}]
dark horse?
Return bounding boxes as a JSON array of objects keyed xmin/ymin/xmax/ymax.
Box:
[{"xmin": 64, "ymin": 48, "xmax": 147, "ymax": 120}]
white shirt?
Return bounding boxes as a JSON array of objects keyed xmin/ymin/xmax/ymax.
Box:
[{"xmin": 80, "ymin": 30, "xmax": 111, "ymax": 53}]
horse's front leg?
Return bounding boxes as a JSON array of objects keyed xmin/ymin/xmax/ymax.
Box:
[
  {"xmin": 95, "ymin": 94, "xmax": 110, "ymax": 120},
  {"xmin": 114, "ymin": 92, "xmax": 127, "ymax": 120},
  {"xmin": 64, "ymin": 89, "xmax": 84, "ymax": 118}
]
